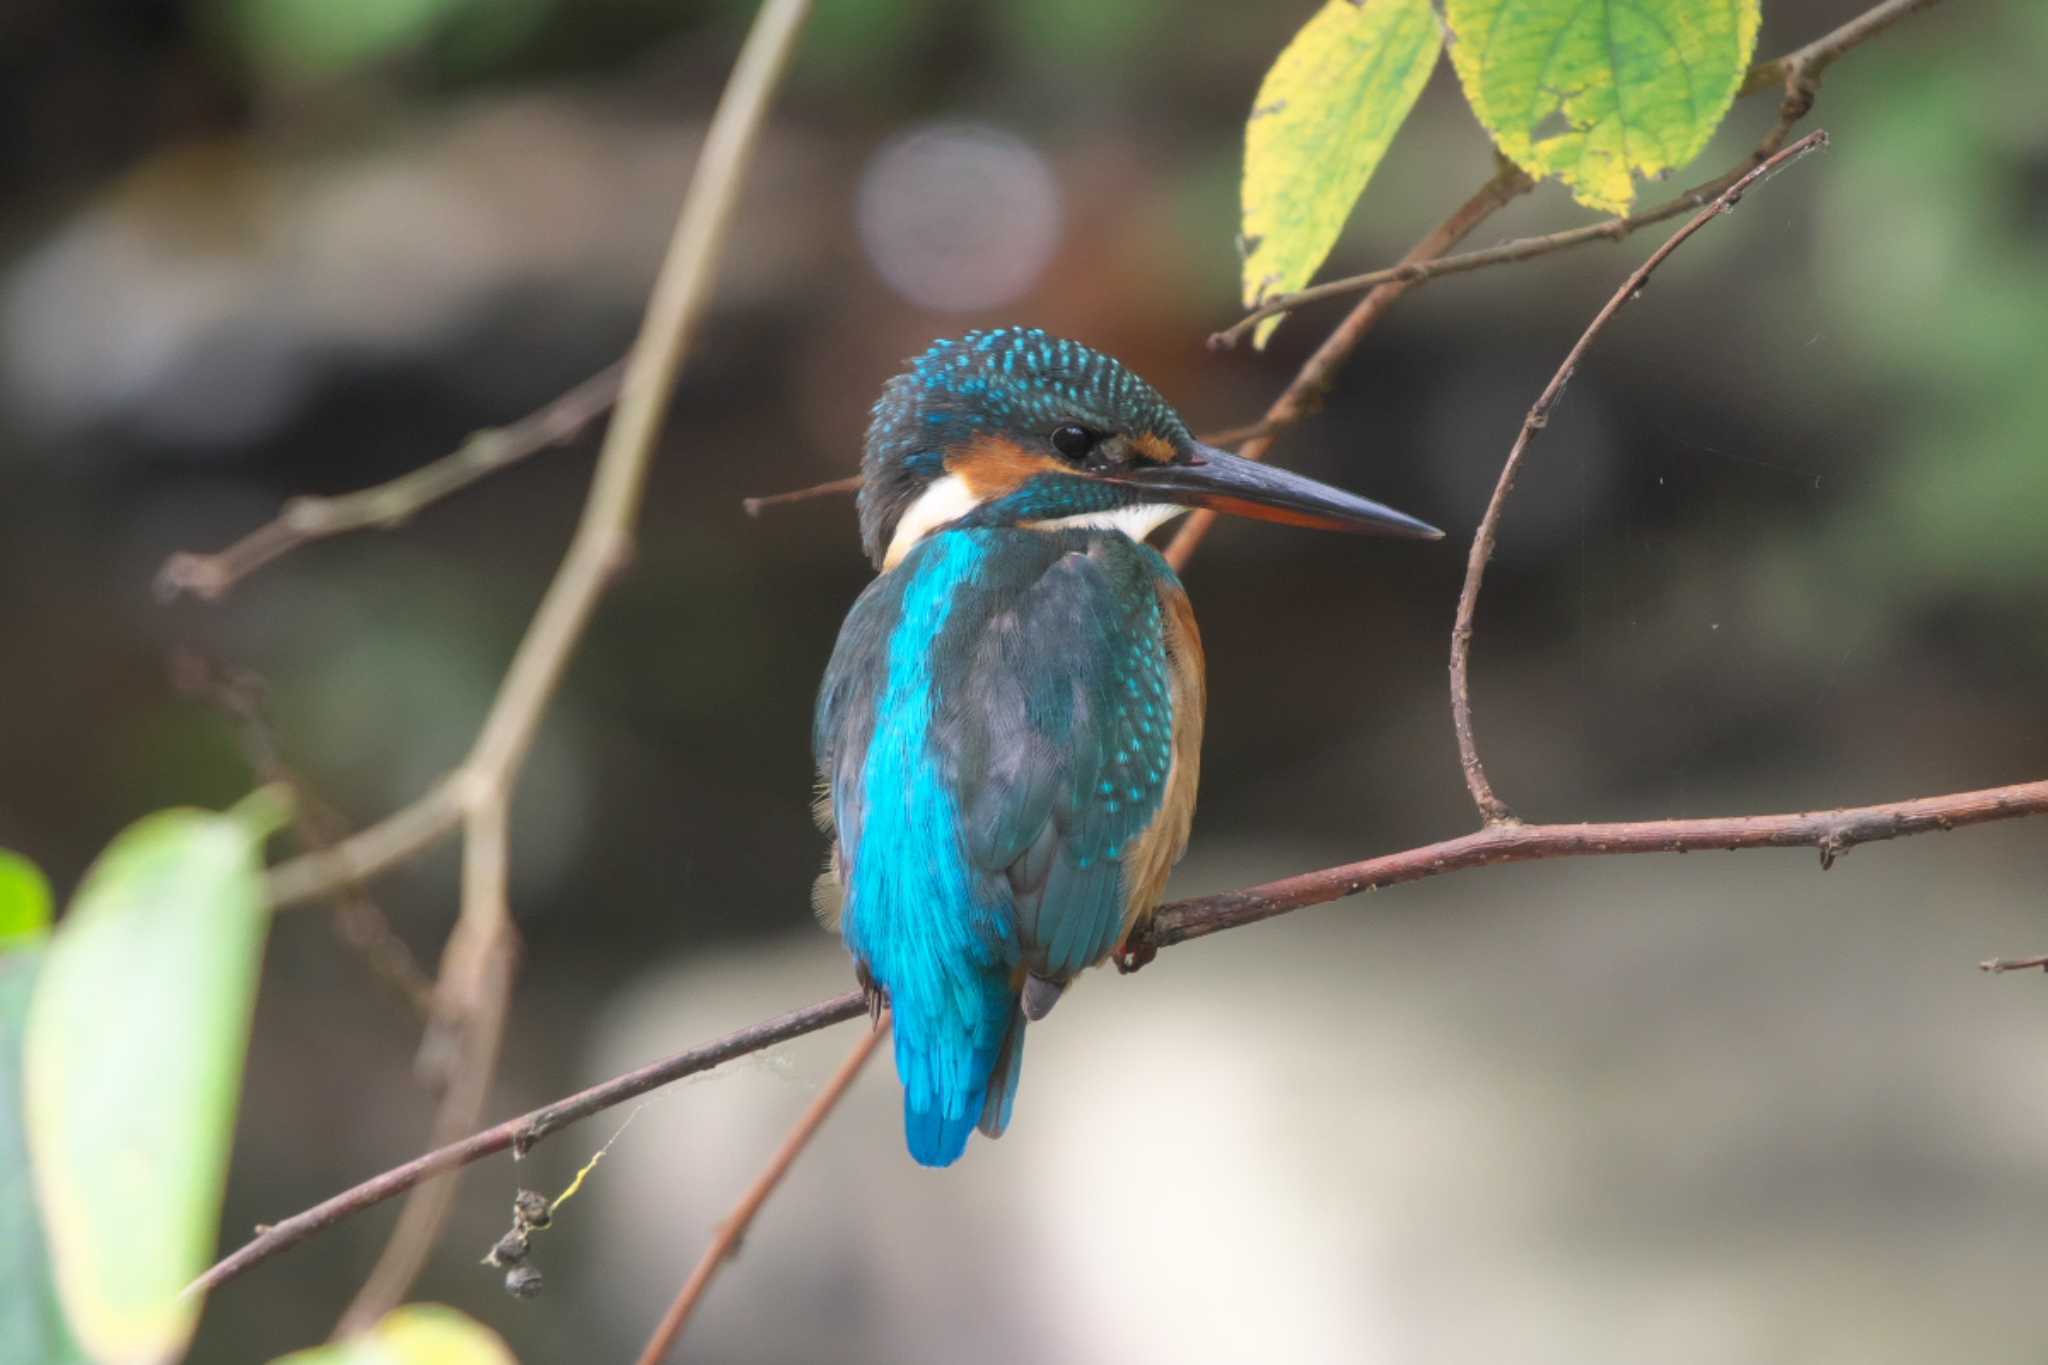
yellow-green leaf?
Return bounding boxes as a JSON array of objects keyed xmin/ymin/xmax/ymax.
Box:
[
  {"xmin": 24, "ymin": 803, "xmax": 280, "ymax": 1365},
  {"xmin": 1241, "ymin": 0, "xmax": 1443, "ymax": 348},
  {"xmin": 2, "ymin": 902, "xmax": 90, "ymax": 1365},
  {"xmin": 270, "ymin": 1304, "xmax": 519, "ymax": 1365},
  {"xmin": 0, "ymin": 850, "xmax": 53, "ymax": 951},
  {"xmin": 1445, "ymin": 0, "xmax": 1761, "ymax": 215}
]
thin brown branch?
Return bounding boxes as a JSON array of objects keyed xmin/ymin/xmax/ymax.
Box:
[
  {"xmin": 741, "ymin": 474, "xmax": 864, "ymax": 517},
  {"xmin": 331, "ymin": 789, "xmax": 516, "ymax": 1334},
  {"xmin": 1449, "ymin": 130, "xmax": 1829, "ymax": 825},
  {"xmin": 1979, "ymin": 956, "xmax": 2048, "ymax": 975},
  {"xmin": 172, "ymin": 651, "xmax": 435, "ymax": 1015},
  {"xmin": 333, "ymin": 792, "xmax": 518, "ymax": 1336},
  {"xmin": 1164, "ymin": 160, "xmax": 1535, "ymax": 572},
  {"xmin": 1211, "ymin": 0, "xmax": 1943, "ymax": 348},
  {"xmin": 257, "ymin": 0, "xmax": 812, "ymax": 914},
  {"xmin": 183, "ymin": 992, "xmax": 868, "ymax": 1300},
  {"xmin": 155, "ymin": 363, "xmax": 624, "ymax": 603},
  {"xmin": 188, "ymin": 773, "xmax": 2048, "ymax": 1299},
  {"xmin": 732, "ymin": 422, "xmax": 1301, "ymax": 519},
  {"xmin": 1740, "ymin": 0, "xmax": 1942, "ymax": 96},
  {"xmin": 264, "ymin": 781, "xmax": 465, "ymax": 909},
  {"xmin": 632, "ymin": 1021, "xmax": 888, "ymax": 1365}
]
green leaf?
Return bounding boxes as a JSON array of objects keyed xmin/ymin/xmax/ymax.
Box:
[
  {"xmin": 24, "ymin": 803, "xmax": 280, "ymax": 1365},
  {"xmin": 1445, "ymin": 0, "xmax": 1761, "ymax": 215},
  {"xmin": 0, "ymin": 850, "xmax": 53, "ymax": 951},
  {"xmin": 1240, "ymin": 0, "xmax": 1443, "ymax": 348},
  {"xmin": 2, "ymin": 930, "xmax": 90, "ymax": 1365},
  {"xmin": 270, "ymin": 1304, "xmax": 519, "ymax": 1365}
]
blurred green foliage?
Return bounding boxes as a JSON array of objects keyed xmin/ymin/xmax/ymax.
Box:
[
  {"xmin": 1810, "ymin": 3, "xmax": 2048, "ymax": 614},
  {"xmin": 0, "ymin": 853, "xmax": 87, "ymax": 1365},
  {"xmin": 0, "ymin": 850, "xmax": 52, "ymax": 950},
  {"xmin": 271, "ymin": 1304, "xmax": 518, "ymax": 1365},
  {"xmin": 211, "ymin": 0, "xmax": 552, "ymax": 78},
  {"xmin": 24, "ymin": 799, "xmax": 283, "ymax": 1365}
]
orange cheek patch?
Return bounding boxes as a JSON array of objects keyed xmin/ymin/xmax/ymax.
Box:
[
  {"xmin": 1132, "ymin": 433, "xmax": 1176, "ymax": 465},
  {"xmin": 946, "ymin": 435, "xmax": 1066, "ymax": 499}
]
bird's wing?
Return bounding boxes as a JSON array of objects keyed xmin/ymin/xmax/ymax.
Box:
[
  {"xmin": 813, "ymin": 565, "xmax": 903, "ymax": 903},
  {"xmin": 937, "ymin": 535, "xmax": 1181, "ymax": 980}
]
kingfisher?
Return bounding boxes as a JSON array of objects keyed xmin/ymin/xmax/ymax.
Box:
[{"xmin": 813, "ymin": 328, "xmax": 1440, "ymax": 1166}]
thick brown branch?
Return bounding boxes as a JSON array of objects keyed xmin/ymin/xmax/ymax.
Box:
[
  {"xmin": 1449, "ymin": 130, "xmax": 1829, "ymax": 824},
  {"xmin": 189, "ymin": 773, "xmax": 2048, "ymax": 1299},
  {"xmin": 1145, "ymin": 777, "xmax": 2048, "ymax": 947},
  {"xmin": 155, "ymin": 363, "xmax": 624, "ymax": 603},
  {"xmin": 1164, "ymin": 160, "xmax": 1534, "ymax": 571},
  {"xmin": 1212, "ymin": 0, "xmax": 1942, "ymax": 348},
  {"xmin": 632, "ymin": 1022, "xmax": 887, "ymax": 1365}
]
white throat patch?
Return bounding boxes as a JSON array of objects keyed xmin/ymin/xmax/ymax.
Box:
[
  {"xmin": 1024, "ymin": 502, "xmax": 1187, "ymax": 541},
  {"xmin": 883, "ymin": 474, "xmax": 977, "ymax": 570},
  {"xmin": 882, "ymin": 475, "xmax": 1188, "ymax": 570}
]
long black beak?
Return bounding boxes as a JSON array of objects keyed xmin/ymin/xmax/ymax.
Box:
[{"xmin": 1120, "ymin": 442, "xmax": 1443, "ymax": 539}]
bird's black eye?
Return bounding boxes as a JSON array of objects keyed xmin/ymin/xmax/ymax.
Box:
[{"xmin": 1050, "ymin": 424, "xmax": 1098, "ymax": 461}]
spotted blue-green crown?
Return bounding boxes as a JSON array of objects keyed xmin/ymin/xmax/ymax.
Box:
[{"xmin": 857, "ymin": 328, "xmax": 1192, "ymax": 567}]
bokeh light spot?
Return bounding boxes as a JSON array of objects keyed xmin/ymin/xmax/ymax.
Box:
[{"xmin": 856, "ymin": 122, "xmax": 1062, "ymax": 312}]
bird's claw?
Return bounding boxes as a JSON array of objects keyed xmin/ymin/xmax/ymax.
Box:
[{"xmin": 1113, "ymin": 940, "xmax": 1157, "ymax": 975}]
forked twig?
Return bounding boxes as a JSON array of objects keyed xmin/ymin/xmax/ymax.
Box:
[{"xmin": 1449, "ymin": 129, "xmax": 1830, "ymax": 824}]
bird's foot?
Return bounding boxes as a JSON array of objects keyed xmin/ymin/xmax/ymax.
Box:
[{"xmin": 1113, "ymin": 940, "xmax": 1157, "ymax": 975}]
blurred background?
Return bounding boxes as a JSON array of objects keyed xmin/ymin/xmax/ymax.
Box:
[{"xmin": 5, "ymin": 0, "xmax": 2048, "ymax": 1360}]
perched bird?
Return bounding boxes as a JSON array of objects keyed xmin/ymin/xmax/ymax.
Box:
[{"xmin": 813, "ymin": 328, "xmax": 1439, "ymax": 1166}]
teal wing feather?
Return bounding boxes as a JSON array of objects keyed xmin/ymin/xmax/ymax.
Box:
[{"xmin": 937, "ymin": 533, "xmax": 1180, "ymax": 981}]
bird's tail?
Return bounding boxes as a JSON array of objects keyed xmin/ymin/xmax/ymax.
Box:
[
  {"xmin": 898, "ymin": 988, "xmax": 1027, "ymax": 1167},
  {"xmin": 976, "ymin": 1004, "xmax": 1027, "ymax": 1140}
]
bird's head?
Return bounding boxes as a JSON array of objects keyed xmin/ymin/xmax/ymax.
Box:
[{"xmin": 857, "ymin": 327, "xmax": 1441, "ymax": 570}]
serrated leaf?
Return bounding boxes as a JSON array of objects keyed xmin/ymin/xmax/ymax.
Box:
[
  {"xmin": 1445, "ymin": 0, "xmax": 1760, "ymax": 215},
  {"xmin": 2, "ymin": 927, "xmax": 90, "ymax": 1365},
  {"xmin": 270, "ymin": 1304, "xmax": 519, "ymax": 1365},
  {"xmin": 0, "ymin": 850, "xmax": 53, "ymax": 950},
  {"xmin": 1241, "ymin": 0, "xmax": 1443, "ymax": 348},
  {"xmin": 24, "ymin": 803, "xmax": 280, "ymax": 1365}
]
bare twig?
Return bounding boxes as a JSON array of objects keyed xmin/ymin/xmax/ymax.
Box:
[
  {"xmin": 741, "ymin": 474, "xmax": 864, "ymax": 517},
  {"xmin": 185, "ymin": 0, "xmax": 815, "ymax": 1330},
  {"xmin": 171, "ymin": 652, "xmax": 435, "ymax": 1015},
  {"xmin": 1164, "ymin": 160, "xmax": 1535, "ymax": 571},
  {"xmin": 632, "ymin": 1021, "xmax": 888, "ymax": 1365},
  {"xmin": 1211, "ymin": 0, "xmax": 1943, "ymax": 347},
  {"xmin": 188, "ymin": 773, "xmax": 2048, "ymax": 1298},
  {"xmin": 733, "ymin": 417, "xmax": 1298, "ymax": 520},
  {"xmin": 1450, "ymin": 130, "xmax": 1829, "ymax": 824},
  {"xmin": 257, "ymin": 0, "xmax": 811, "ymax": 915},
  {"xmin": 333, "ymin": 791, "xmax": 518, "ymax": 1335},
  {"xmin": 1740, "ymin": 0, "xmax": 1943, "ymax": 97},
  {"xmin": 155, "ymin": 363, "xmax": 624, "ymax": 603},
  {"xmin": 1979, "ymin": 956, "xmax": 2048, "ymax": 975}
]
